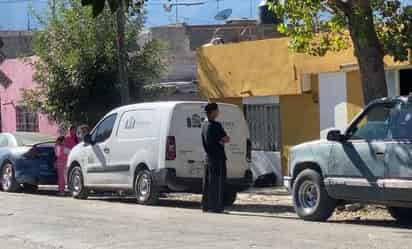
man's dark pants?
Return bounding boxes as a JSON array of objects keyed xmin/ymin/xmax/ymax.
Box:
[{"xmin": 202, "ymin": 159, "xmax": 227, "ymax": 212}]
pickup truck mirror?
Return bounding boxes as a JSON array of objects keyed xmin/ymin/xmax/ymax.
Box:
[
  {"xmin": 327, "ymin": 129, "xmax": 345, "ymax": 142},
  {"xmin": 83, "ymin": 134, "xmax": 94, "ymax": 145}
]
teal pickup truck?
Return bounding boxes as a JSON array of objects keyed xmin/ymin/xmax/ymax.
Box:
[{"xmin": 285, "ymin": 96, "xmax": 412, "ymax": 222}]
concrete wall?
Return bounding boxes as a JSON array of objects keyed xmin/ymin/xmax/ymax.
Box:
[{"xmin": 0, "ymin": 31, "xmax": 33, "ymax": 58}]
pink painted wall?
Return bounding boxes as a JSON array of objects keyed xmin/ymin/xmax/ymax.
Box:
[{"xmin": 0, "ymin": 57, "xmax": 59, "ymax": 135}]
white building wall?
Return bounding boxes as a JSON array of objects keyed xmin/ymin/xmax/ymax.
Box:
[{"xmin": 318, "ymin": 72, "xmax": 348, "ymax": 139}]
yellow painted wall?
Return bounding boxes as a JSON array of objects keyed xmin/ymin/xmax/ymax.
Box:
[
  {"xmin": 280, "ymin": 75, "xmax": 320, "ymax": 175},
  {"xmin": 346, "ymin": 71, "xmax": 364, "ymax": 122},
  {"xmin": 197, "ymin": 38, "xmax": 302, "ymax": 98},
  {"xmin": 210, "ymin": 97, "xmax": 243, "ymax": 108}
]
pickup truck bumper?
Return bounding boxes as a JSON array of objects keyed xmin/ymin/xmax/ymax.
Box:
[
  {"xmin": 283, "ymin": 176, "xmax": 292, "ymax": 193},
  {"xmin": 152, "ymin": 168, "xmax": 254, "ymax": 193}
]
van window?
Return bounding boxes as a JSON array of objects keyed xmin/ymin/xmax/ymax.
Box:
[
  {"xmin": 92, "ymin": 114, "xmax": 117, "ymax": 143},
  {"xmin": 118, "ymin": 109, "xmax": 158, "ymax": 139}
]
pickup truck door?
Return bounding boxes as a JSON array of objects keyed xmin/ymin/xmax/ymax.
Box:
[
  {"xmin": 327, "ymin": 102, "xmax": 397, "ymax": 201},
  {"xmin": 384, "ymin": 103, "xmax": 412, "ymax": 201}
]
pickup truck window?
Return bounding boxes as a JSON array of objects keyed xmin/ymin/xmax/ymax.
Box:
[
  {"xmin": 348, "ymin": 103, "xmax": 395, "ymax": 140},
  {"xmin": 391, "ymin": 104, "xmax": 412, "ymax": 140}
]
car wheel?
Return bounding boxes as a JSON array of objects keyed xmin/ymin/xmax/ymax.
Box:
[
  {"xmin": 22, "ymin": 184, "xmax": 38, "ymax": 193},
  {"xmin": 224, "ymin": 189, "xmax": 237, "ymax": 207},
  {"xmin": 292, "ymin": 169, "xmax": 336, "ymax": 221},
  {"xmin": 69, "ymin": 166, "xmax": 88, "ymax": 199},
  {"xmin": 387, "ymin": 207, "xmax": 412, "ymax": 224},
  {"xmin": 1, "ymin": 163, "xmax": 20, "ymax": 192},
  {"xmin": 134, "ymin": 169, "xmax": 159, "ymax": 205}
]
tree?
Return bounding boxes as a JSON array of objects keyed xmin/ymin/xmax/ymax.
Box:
[
  {"xmin": 268, "ymin": 0, "xmax": 412, "ymax": 105},
  {"xmin": 23, "ymin": 0, "xmax": 165, "ymax": 125},
  {"xmin": 82, "ymin": 0, "xmax": 147, "ymax": 104}
]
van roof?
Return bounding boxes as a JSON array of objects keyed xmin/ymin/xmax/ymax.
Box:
[{"xmin": 106, "ymin": 101, "xmax": 237, "ymax": 116}]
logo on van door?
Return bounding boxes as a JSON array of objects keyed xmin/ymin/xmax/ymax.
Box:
[{"xmin": 186, "ymin": 114, "xmax": 205, "ymax": 128}]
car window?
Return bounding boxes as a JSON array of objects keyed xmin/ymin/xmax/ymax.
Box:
[
  {"xmin": 92, "ymin": 114, "xmax": 117, "ymax": 144},
  {"xmin": 347, "ymin": 103, "xmax": 396, "ymax": 140},
  {"xmin": 391, "ymin": 104, "xmax": 412, "ymax": 140}
]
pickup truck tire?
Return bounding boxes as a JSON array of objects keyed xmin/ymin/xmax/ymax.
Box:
[
  {"xmin": 224, "ymin": 189, "xmax": 237, "ymax": 206},
  {"xmin": 293, "ymin": 169, "xmax": 336, "ymax": 221},
  {"xmin": 387, "ymin": 207, "xmax": 412, "ymax": 224},
  {"xmin": 135, "ymin": 169, "xmax": 159, "ymax": 205},
  {"xmin": 68, "ymin": 166, "xmax": 88, "ymax": 199}
]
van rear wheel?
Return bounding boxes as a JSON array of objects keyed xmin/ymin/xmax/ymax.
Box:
[{"xmin": 135, "ymin": 169, "xmax": 159, "ymax": 205}]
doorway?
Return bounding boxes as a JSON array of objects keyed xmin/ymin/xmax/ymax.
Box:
[{"xmin": 399, "ymin": 68, "xmax": 412, "ymax": 96}]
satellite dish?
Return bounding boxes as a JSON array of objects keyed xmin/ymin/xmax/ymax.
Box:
[{"xmin": 215, "ymin": 8, "xmax": 232, "ymax": 21}]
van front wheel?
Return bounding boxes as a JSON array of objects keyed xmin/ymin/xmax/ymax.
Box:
[{"xmin": 135, "ymin": 169, "xmax": 159, "ymax": 205}]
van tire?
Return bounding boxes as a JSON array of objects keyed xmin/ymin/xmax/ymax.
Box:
[
  {"xmin": 387, "ymin": 207, "xmax": 412, "ymax": 224},
  {"xmin": 292, "ymin": 169, "xmax": 336, "ymax": 221},
  {"xmin": 135, "ymin": 169, "xmax": 159, "ymax": 205},
  {"xmin": 224, "ymin": 189, "xmax": 237, "ymax": 206},
  {"xmin": 68, "ymin": 166, "xmax": 88, "ymax": 199}
]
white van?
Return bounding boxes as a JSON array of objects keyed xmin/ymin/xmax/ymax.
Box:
[{"xmin": 66, "ymin": 102, "xmax": 253, "ymax": 205}]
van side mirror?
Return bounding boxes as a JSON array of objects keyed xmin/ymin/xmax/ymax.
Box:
[
  {"xmin": 327, "ymin": 129, "xmax": 345, "ymax": 142},
  {"xmin": 83, "ymin": 134, "xmax": 94, "ymax": 145}
]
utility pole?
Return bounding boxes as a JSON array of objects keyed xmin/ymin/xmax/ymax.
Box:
[
  {"xmin": 116, "ymin": 0, "xmax": 130, "ymax": 104},
  {"xmin": 175, "ymin": 0, "xmax": 178, "ymax": 23}
]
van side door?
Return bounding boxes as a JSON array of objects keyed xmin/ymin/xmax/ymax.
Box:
[{"xmin": 85, "ymin": 114, "xmax": 117, "ymax": 185}]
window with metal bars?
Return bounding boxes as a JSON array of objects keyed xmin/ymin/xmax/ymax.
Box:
[
  {"xmin": 16, "ymin": 106, "xmax": 39, "ymax": 132},
  {"xmin": 243, "ymin": 104, "xmax": 280, "ymax": 151}
]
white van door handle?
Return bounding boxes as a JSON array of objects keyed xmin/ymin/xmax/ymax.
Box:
[{"xmin": 103, "ymin": 147, "xmax": 110, "ymax": 154}]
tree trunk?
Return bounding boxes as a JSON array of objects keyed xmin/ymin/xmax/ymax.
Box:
[
  {"xmin": 343, "ymin": 1, "xmax": 388, "ymax": 105},
  {"xmin": 116, "ymin": 0, "xmax": 130, "ymax": 105}
]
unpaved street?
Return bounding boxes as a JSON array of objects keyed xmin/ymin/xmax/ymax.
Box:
[{"xmin": 1, "ymin": 189, "xmax": 412, "ymax": 249}]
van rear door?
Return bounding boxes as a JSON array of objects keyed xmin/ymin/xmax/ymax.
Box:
[
  {"xmin": 169, "ymin": 103, "xmax": 250, "ymax": 179},
  {"xmin": 168, "ymin": 103, "xmax": 206, "ymax": 178},
  {"xmin": 217, "ymin": 104, "xmax": 250, "ymax": 178}
]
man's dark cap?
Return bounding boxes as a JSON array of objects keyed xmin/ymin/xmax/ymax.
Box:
[{"xmin": 205, "ymin": 103, "xmax": 218, "ymax": 114}]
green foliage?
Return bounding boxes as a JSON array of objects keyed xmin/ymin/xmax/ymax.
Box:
[
  {"xmin": 23, "ymin": 0, "xmax": 166, "ymax": 125},
  {"xmin": 268, "ymin": 0, "xmax": 412, "ymax": 61},
  {"xmin": 81, "ymin": 0, "xmax": 147, "ymax": 17}
]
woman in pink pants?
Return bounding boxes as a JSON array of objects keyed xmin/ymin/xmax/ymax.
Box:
[{"xmin": 55, "ymin": 136, "xmax": 68, "ymax": 195}]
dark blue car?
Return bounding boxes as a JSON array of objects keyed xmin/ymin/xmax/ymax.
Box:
[{"xmin": 0, "ymin": 132, "xmax": 57, "ymax": 192}]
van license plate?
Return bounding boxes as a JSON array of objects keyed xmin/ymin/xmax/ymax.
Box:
[{"xmin": 190, "ymin": 164, "xmax": 203, "ymax": 177}]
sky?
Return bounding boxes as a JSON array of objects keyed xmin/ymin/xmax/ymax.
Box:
[{"xmin": 0, "ymin": 0, "xmax": 262, "ymax": 30}]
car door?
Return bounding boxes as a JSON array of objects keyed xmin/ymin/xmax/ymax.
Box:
[
  {"xmin": 84, "ymin": 114, "xmax": 117, "ymax": 185},
  {"xmin": 384, "ymin": 102, "xmax": 412, "ymax": 201},
  {"xmin": 327, "ymin": 102, "xmax": 397, "ymax": 201}
]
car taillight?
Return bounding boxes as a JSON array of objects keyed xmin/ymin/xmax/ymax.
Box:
[
  {"xmin": 246, "ymin": 139, "xmax": 252, "ymax": 163},
  {"xmin": 24, "ymin": 147, "xmax": 39, "ymax": 159},
  {"xmin": 166, "ymin": 136, "xmax": 176, "ymax": 161}
]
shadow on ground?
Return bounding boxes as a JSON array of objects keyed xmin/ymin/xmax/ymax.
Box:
[{"xmin": 331, "ymin": 219, "xmax": 412, "ymax": 230}]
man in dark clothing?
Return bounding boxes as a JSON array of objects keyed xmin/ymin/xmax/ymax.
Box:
[{"xmin": 201, "ymin": 103, "xmax": 230, "ymax": 213}]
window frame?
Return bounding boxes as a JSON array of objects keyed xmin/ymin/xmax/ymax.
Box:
[
  {"xmin": 91, "ymin": 114, "xmax": 118, "ymax": 144},
  {"xmin": 15, "ymin": 106, "xmax": 39, "ymax": 132}
]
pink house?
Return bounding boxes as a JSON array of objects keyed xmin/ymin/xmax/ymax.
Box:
[{"xmin": 0, "ymin": 56, "xmax": 59, "ymax": 135}]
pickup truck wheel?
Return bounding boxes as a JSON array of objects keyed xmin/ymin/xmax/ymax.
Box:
[
  {"xmin": 293, "ymin": 169, "xmax": 336, "ymax": 221},
  {"xmin": 224, "ymin": 189, "xmax": 237, "ymax": 207},
  {"xmin": 135, "ymin": 169, "xmax": 159, "ymax": 205},
  {"xmin": 68, "ymin": 166, "xmax": 88, "ymax": 199},
  {"xmin": 1, "ymin": 163, "xmax": 20, "ymax": 192},
  {"xmin": 387, "ymin": 207, "xmax": 412, "ymax": 224}
]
